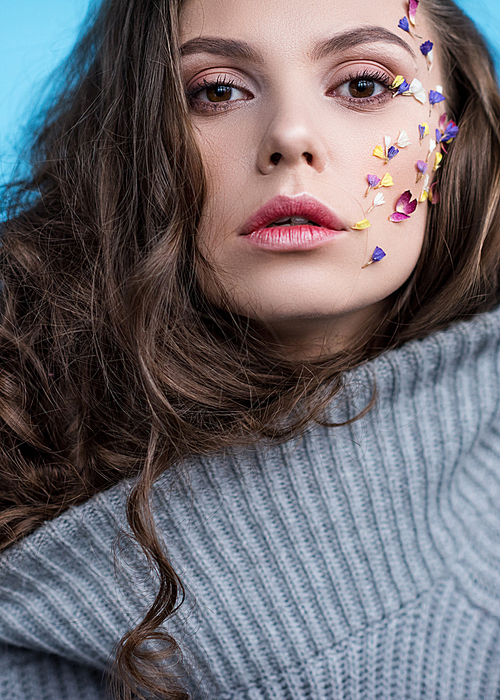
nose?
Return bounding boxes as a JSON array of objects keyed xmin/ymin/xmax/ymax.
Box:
[{"xmin": 256, "ymin": 98, "xmax": 328, "ymax": 175}]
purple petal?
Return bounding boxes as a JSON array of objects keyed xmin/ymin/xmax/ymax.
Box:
[
  {"xmin": 436, "ymin": 127, "xmax": 442, "ymax": 143},
  {"xmin": 443, "ymin": 122, "xmax": 459, "ymax": 140},
  {"xmin": 420, "ymin": 40, "xmax": 433, "ymax": 56},
  {"xmin": 429, "ymin": 89, "xmax": 445, "ymax": 105},
  {"xmin": 418, "ymin": 124, "xmax": 426, "ymax": 139},
  {"xmin": 387, "ymin": 146, "xmax": 399, "ymax": 160},
  {"xmin": 396, "ymin": 190, "xmax": 412, "ymax": 212},
  {"xmin": 396, "ymin": 80, "xmax": 410, "ymax": 95},
  {"xmin": 367, "ymin": 174, "xmax": 381, "ymax": 187},
  {"xmin": 372, "ymin": 246, "xmax": 386, "ymax": 262},
  {"xmin": 417, "ymin": 160, "xmax": 428, "ymax": 173},
  {"xmin": 398, "ymin": 17, "xmax": 410, "ymax": 32},
  {"xmin": 390, "ymin": 212, "xmax": 411, "ymax": 222},
  {"xmin": 405, "ymin": 198, "xmax": 418, "ymax": 215}
]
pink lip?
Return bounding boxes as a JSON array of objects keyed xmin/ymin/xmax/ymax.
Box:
[{"xmin": 240, "ymin": 194, "xmax": 348, "ymax": 251}]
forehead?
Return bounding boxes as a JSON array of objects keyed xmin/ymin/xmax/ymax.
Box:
[{"xmin": 180, "ymin": 0, "xmax": 421, "ymax": 45}]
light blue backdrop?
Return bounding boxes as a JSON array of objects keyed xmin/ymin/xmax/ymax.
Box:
[{"xmin": 1, "ymin": 0, "xmax": 499, "ymax": 185}]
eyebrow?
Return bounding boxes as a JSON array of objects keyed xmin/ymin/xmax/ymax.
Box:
[{"xmin": 180, "ymin": 27, "xmax": 417, "ymax": 62}]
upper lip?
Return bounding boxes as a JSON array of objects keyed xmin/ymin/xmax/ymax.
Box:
[{"xmin": 240, "ymin": 194, "xmax": 348, "ymax": 235}]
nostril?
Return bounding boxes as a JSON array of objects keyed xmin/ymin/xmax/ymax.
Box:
[
  {"xmin": 270, "ymin": 152, "xmax": 281, "ymax": 165},
  {"xmin": 304, "ymin": 152, "xmax": 313, "ymax": 164}
]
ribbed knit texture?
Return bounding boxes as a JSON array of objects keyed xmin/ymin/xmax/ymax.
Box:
[{"xmin": 1, "ymin": 307, "xmax": 500, "ymax": 699}]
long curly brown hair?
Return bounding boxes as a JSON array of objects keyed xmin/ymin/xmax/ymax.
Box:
[{"xmin": 1, "ymin": 0, "xmax": 500, "ymax": 697}]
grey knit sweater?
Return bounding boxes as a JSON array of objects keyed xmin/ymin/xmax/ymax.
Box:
[{"xmin": 1, "ymin": 307, "xmax": 500, "ymax": 700}]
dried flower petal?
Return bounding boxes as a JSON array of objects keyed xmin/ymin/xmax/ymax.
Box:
[
  {"xmin": 376, "ymin": 173, "xmax": 394, "ymax": 188},
  {"xmin": 420, "ymin": 41, "xmax": 434, "ymax": 71},
  {"xmin": 351, "ymin": 218, "xmax": 371, "ymax": 230},
  {"xmin": 429, "ymin": 89, "xmax": 445, "ymax": 105},
  {"xmin": 390, "ymin": 190, "xmax": 418, "ymax": 221},
  {"xmin": 374, "ymin": 141, "xmax": 399, "ymax": 164},
  {"xmin": 409, "ymin": 0, "xmax": 419, "ymax": 26},
  {"xmin": 436, "ymin": 119, "xmax": 459, "ymax": 144},
  {"xmin": 362, "ymin": 246, "xmax": 386, "ymax": 268},
  {"xmin": 390, "ymin": 211, "xmax": 411, "ymax": 222},
  {"xmin": 396, "ymin": 130, "xmax": 411, "ymax": 148},
  {"xmin": 419, "ymin": 123, "xmax": 429, "ymax": 142},
  {"xmin": 367, "ymin": 192, "xmax": 386, "ymax": 213},
  {"xmin": 416, "ymin": 160, "xmax": 428, "ymax": 181},
  {"xmin": 390, "ymin": 75, "xmax": 405, "ymax": 90},
  {"xmin": 438, "ymin": 112, "xmax": 448, "ymax": 131},
  {"xmin": 433, "ymin": 152, "xmax": 443, "ymax": 170},
  {"xmin": 387, "ymin": 146, "xmax": 399, "ymax": 161},
  {"xmin": 419, "ymin": 173, "xmax": 430, "ymax": 202},
  {"xmin": 393, "ymin": 79, "xmax": 410, "ymax": 97},
  {"xmin": 426, "ymin": 138, "xmax": 436, "ymax": 162},
  {"xmin": 367, "ymin": 174, "xmax": 381, "ymax": 187},
  {"xmin": 420, "ymin": 40, "xmax": 433, "ymax": 56},
  {"xmin": 365, "ymin": 174, "xmax": 381, "ymax": 196},
  {"xmin": 407, "ymin": 78, "xmax": 427, "ymax": 104},
  {"xmin": 398, "ymin": 17, "xmax": 410, "ymax": 32}
]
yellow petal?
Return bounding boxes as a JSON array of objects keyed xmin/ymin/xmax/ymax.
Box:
[
  {"xmin": 421, "ymin": 122, "xmax": 429, "ymax": 137},
  {"xmin": 433, "ymin": 152, "xmax": 443, "ymax": 171},
  {"xmin": 379, "ymin": 173, "xmax": 394, "ymax": 187},
  {"xmin": 390, "ymin": 75, "xmax": 405, "ymax": 90},
  {"xmin": 419, "ymin": 189, "xmax": 429, "ymax": 203},
  {"xmin": 373, "ymin": 145, "xmax": 385, "ymax": 160},
  {"xmin": 351, "ymin": 219, "xmax": 371, "ymax": 230}
]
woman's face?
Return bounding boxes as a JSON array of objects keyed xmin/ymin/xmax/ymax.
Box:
[{"xmin": 180, "ymin": 0, "xmax": 445, "ymax": 354}]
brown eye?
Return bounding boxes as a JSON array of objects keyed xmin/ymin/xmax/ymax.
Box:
[
  {"xmin": 206, "ymin": 85, "xmax": 233, "ymax": 102},
  {"xmin": 349, "ymin": 79, "xmax": 375, "ymax": 98}
]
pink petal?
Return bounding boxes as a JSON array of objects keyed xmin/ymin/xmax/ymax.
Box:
[
  {"xmin": 395, "ymin": 190, "xmax": 412, "ymax": 213},
  {"xmin": 409, "ymin": 0, "xmax": 419, "ymax": 23},
  {"xmin": 390, "ymin": 212, "xmax": 411, "ymax": 222},
  {"xmin": 438, "ymin": 112, "xmax": 448, "ymax": 131},
  {"xmin": 405, "ymin": 198, "xmax": 418, "ymax": 215},
  {"xmin": 396, "ymin": 189, "xmax": 417, "ymax": 215}
]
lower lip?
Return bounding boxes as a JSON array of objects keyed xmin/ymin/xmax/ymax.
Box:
[{"xmin": 243, "ymin": 225, "xmax": 344, "ymax": 251}]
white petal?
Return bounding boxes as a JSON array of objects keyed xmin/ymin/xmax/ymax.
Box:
[
  {"xmin": 427, "ymin": 138, "xmax": 436, "ymax": 155},
  {"xmin": 409, "ymin": 78, "xmax": 427, "ymax": 104},
  {"xmin": 396, "ymin": 130, "xmax": 411, "ymax": 148},
  {"xmin": 426, "ymin": 49, "xmax": 434, "ymax": 71},
  {"xmin": 384, "ymin": 135, "xmax": 393, "ymax": 150},
  {"xmin": 435, "ymin": 84, "xmax": 443, "ymax": 93},
  {"xmin": 373, "ymin": 192, "xmax": 385, "ymax": 206}
]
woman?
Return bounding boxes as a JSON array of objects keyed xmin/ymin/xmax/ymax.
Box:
[{"xmin": 1, "ymin": 0, "xmax": 500, "ymax": 697}]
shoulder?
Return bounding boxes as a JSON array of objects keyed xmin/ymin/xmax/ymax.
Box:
[{"xmin": 0, "ymin": 480, "xmax": 142, "ymax": 668}]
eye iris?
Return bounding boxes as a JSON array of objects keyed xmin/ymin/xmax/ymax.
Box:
[
  {"xmin": 349, "ymin": 79, "xmax": 375, "ymax": 98},
  {"xmin": 206, "ymin": 85, "xmax": 232, "ymax": 102}
]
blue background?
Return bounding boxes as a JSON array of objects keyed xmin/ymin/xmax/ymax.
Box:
[{"xmin": 1, "ymin": 0, "xmax": 499, "ymax": 185}]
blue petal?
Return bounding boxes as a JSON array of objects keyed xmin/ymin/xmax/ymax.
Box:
[{"xmin": 372, "ymin": 246, "xmax": 386, "ymax": 262}]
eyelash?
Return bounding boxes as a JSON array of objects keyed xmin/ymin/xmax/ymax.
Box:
[
  {"xmin": 186, "ymin": 75, "xmax": 245, "ymax": 113},
  {"xmin": 186, "ymin": 68, "xmax": 393, "ymax": 114}
]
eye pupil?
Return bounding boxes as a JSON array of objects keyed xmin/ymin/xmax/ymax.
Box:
[
  {"xmin": 349, "ymin": 79, "xmax": 375, "ymax": 98},
  {"xmin": 207, "ymin": 85, "xmax": 232, "ymax": 102}
]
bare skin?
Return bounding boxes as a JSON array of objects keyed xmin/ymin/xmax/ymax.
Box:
[{"xmin": 180, "ymin": 0, "xmax": 446, "ymax": 356}]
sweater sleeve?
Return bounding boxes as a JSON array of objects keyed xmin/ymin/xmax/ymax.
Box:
[{"xmin": 0, "ymin": 644, "xmax": 111, "ymax": 700}]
